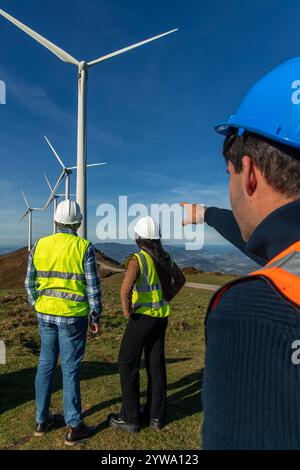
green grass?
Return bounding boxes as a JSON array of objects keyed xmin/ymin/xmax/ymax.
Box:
[
  {"xmin": 0, "ymin": 276, "xmax": 215, "ymax": 450},
  {"xmin": 185, "ymin": 272, "xmax": 238, "ymax": 285}
]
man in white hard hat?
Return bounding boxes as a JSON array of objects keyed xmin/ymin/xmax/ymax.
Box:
[{"xmin": 25, "ymin": 200, "xmax": 101, "ymax": 446}]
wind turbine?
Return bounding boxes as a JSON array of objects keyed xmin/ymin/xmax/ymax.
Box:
[
  {"xmin": 0, "ymin": 8, "xmax": 178, "ymax": 238},
  {"xmin": 44, "ymin": 174, "xmax": 75, "ymax": 234},
  {"xmin": 19, "ymin": 191, "xmax": 44, "ymax": 252},
  {"xmin": 43, "ymin": 136, "xmax": 107, "ymax": 208}
]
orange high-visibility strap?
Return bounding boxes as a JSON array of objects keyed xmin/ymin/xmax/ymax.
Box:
[
  {"xmin": 208, "ymin": 240, "xmax": 300, "ymax": 314},
  {"xmin": 249, "ymin": 240, "xmax": 300, "ymax": 308}
]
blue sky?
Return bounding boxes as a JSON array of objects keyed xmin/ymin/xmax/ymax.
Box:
[{"xmin": 0, "ymin": 0, "xmax": 299, "ymax": 248}]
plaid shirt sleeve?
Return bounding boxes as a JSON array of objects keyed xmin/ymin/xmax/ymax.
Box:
[
  {"xmin": 84, "ymin": 243, "xmax": 102, "ymax": 323},
  {"xmin": 24, "ymin": 243, "xmax": 38, "ymax": 308}
]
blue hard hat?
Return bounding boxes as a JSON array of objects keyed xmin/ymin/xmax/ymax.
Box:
[{"xmin": 215, "ymin": 57, "xmax": 300, "ymax": 149}]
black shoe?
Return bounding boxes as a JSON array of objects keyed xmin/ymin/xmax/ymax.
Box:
[
  {"xmin": 149, "ymin": 418, "xmax": 165, "ymax": 431},
  {"xmin": 34, "ymin": 414, "xmax": 54, "ymax": 437},
  {"xmin": 64, "ymin": 422, "xmax": 96, "ymax": 447},
  {"xmin": 108, "ymin": 413, "xmax": 139, "ymax": 433}
]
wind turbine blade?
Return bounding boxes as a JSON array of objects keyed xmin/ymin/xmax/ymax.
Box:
[
  {"xmin": 0, "ymin": 8, "xmax": 79, "ymax": 65},
  {"xmin": 21, "ymin": 190, "xmax": 30, "ymax": 209},
  {"xmin": 44, "ymin": 173, "xmax": 53, "ymax": 192},
  {"xmin": 44, "ymin": 171, "xmax": 65, "ymax": 209},
  {"xmin": 87, "ymin": 29, "xmax": 178, "ymax": 67},
  {"xmin": 69, "ymin": 163, "xmax": 107, "ymax": 170},
  {"xmin": 87, "ymin": 163, "xmax": 107, "ymax": 168},
  {"xmin": 19, "ymin": 209, "xmax": 30, "ymax": 224},
  {"xmin": 44, "ymin": 136, "xmax": 66, "ymax": 169}
]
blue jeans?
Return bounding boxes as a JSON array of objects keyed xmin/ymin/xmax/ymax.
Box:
[{"xmin": 35, "ymin": 317, "xmax": 88, "ymax": 427}]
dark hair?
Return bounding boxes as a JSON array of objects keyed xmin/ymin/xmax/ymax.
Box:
[
  {"xmin": 55, "ymin": 222, "xmax": 80, "ymax": 231},
  {"xmin": 136, "ymin": 238, "xmax": 173, "ymax": 301},
  {"xmin": 223, "ymin": 130, "xmax": 300, "ymax": 198}
]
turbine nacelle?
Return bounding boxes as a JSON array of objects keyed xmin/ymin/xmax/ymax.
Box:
[{"xmin": 79, "ymin": 61, "xmax": 88, "ymax": 72}]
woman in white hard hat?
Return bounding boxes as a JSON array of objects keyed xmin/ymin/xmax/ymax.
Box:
[{"xmin": 108, "ymin": 216, "xmax": 186, "ymax": 433}]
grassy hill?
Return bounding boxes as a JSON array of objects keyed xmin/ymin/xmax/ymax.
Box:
[{"xmin": 0, "ymin": 269, "xmax": 234, "ymax": 450}]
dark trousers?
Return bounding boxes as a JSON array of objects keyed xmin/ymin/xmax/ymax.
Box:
[{"xmin": 118, "ymin": 313, "xmax": 168, "ymax": 425}]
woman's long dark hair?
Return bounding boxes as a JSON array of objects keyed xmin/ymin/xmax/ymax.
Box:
[{"xmin": 136, "ymin": 237, "xmax": 173, "ymax": 301}]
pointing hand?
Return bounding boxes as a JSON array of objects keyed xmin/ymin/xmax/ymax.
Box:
[{"xmin": 180, "ymin": 202, "xmax": 207, "ymax": 225}]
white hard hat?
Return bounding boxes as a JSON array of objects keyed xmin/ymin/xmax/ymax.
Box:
[
  {"xmin": 54, "ymin": 199, "xmax": 82, "ymax": 225},
  {"xmin": 134, "ymin": 216, "xmax": 160, "ymax": 240}
]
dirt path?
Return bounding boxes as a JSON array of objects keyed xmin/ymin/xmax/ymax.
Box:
[
  {"xmin": 184, "ymin": 282, "xmax": 220, "ymax": 292},
  {"xmin": 97, "ymin": 263, "xmax": 221, "ymax": 292},
  {"xmin": 97, "ymin": 261, "xmax": 125, "ymax": 273}
]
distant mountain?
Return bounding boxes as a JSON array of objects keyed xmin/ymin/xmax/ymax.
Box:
[
  {"xmin": 0, "ymin": 247, "xmax": 19, "ymax": 255},
  {"xmin": 0, "ymin": 242, "xmax": 260, "ymax": 291},
  {"xmin": 0, "ymin": 248, "xmax": 31, "ymax": 290},
  {"xmin": 0, "ymin": 247, "xmax": 123, "ymax": 290},
  {"xmin": 94, "ymin": 242, "xmax": 260, "ymax": 275}
]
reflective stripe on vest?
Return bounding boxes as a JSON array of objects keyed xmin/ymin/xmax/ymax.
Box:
[
  {"xmin": 37, "ymin": 289, "xmax": 87, "ymax": 303},
  {"xmin": 128, "ymin": 250, "xmax": 170, "ymax": 318},
  {"xmin": 207, "ymin": 240, "xmax": 300, "ymax": 317},
  {"xmin": 36, "ymin": 271, "xmax": 86, "ymax": 281},
  {"xmin": 33, "ymin": 232, "xmax": 90, "ymax": 317}
]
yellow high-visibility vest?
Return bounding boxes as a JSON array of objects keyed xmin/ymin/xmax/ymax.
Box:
[
  {"xmin": 126, "ymin": 249, "xmax": 172, "ymax": 318},
  {"xmin": 33, "ymin": 232, "xmax": 90, "ymax": 317}
]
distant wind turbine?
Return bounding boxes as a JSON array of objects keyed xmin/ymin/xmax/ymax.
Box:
[
  {"xmin": 43, "ymin": 136, "xmax": 106, "ymax": 208},
  {"xmin": 19, "ymin": 191, "xmax": 44, "ymax": 252},
  {"xmin": 44, "ymin": 174, "xmax": 75, "ymax": 234},
  {"xmin": 0, "ymin": 7, "xmax": 178, "ymax": 238}
]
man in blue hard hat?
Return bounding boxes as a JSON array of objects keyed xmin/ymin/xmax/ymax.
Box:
[{"xmin": 182, "ymin": 57, "xmax": 300, "ymax": 449}]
